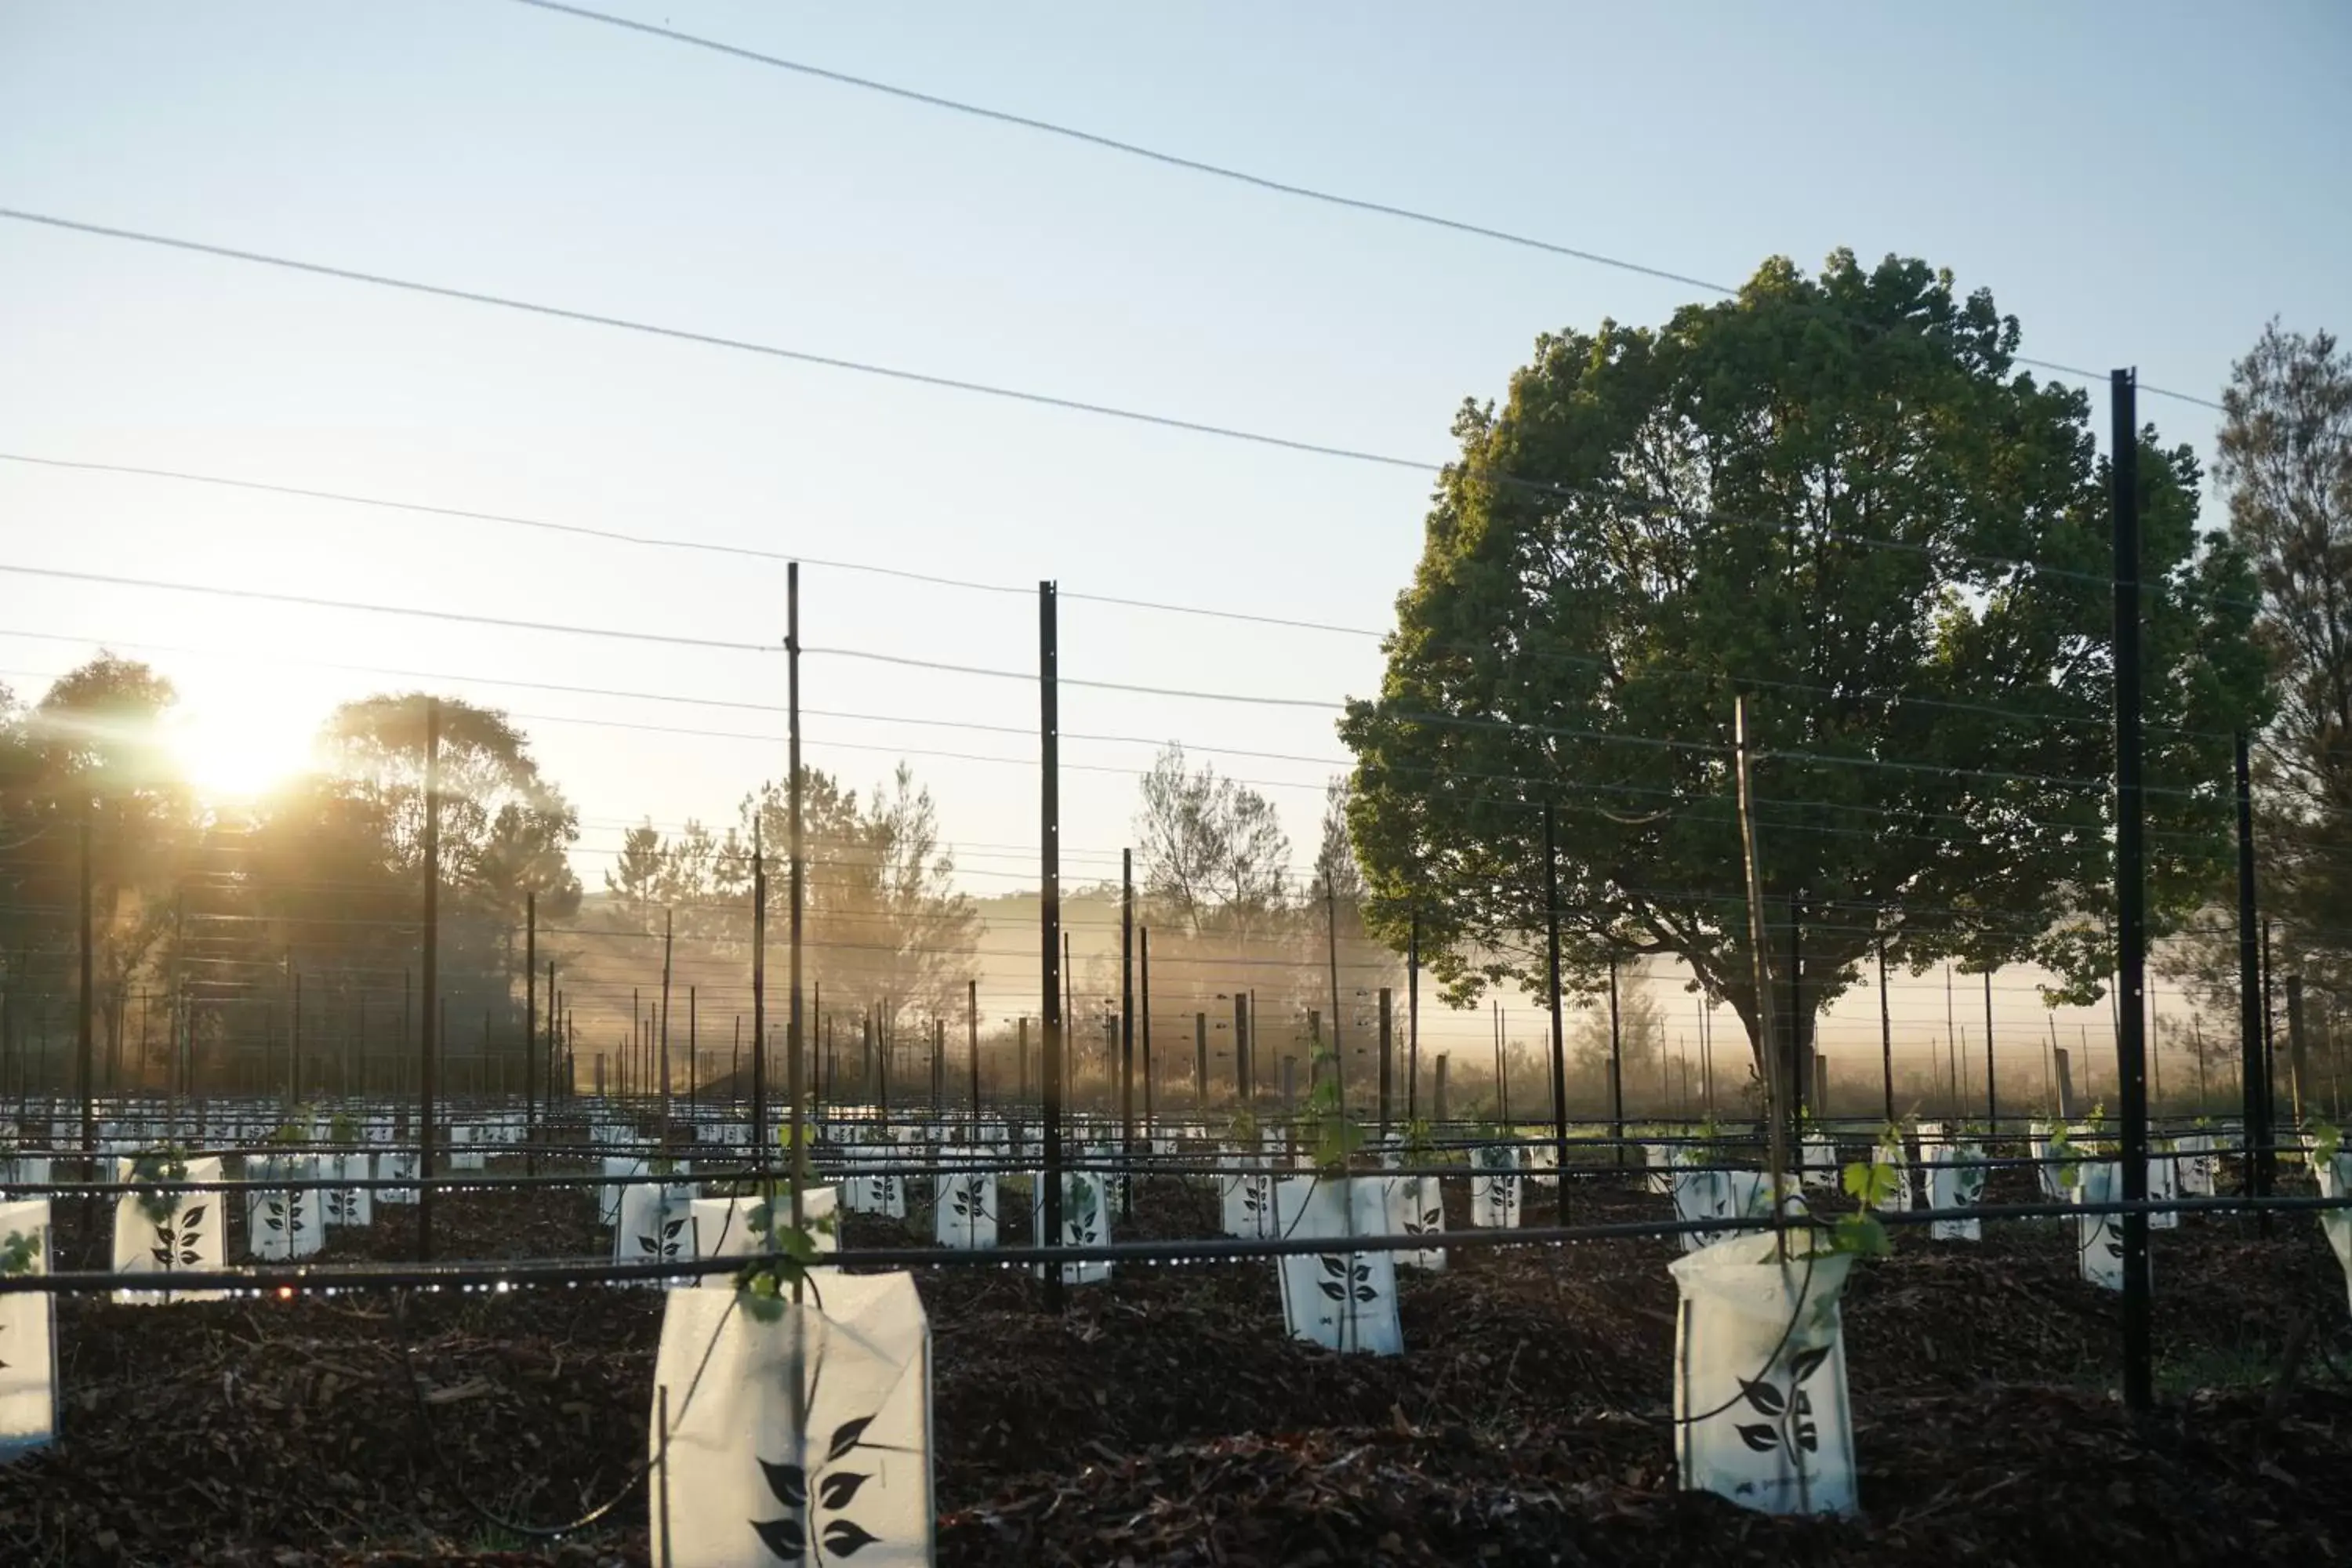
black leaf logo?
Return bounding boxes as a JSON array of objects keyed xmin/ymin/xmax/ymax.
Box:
[
  {"xmin": 1737, "ymin": 1423, "xmax": 1780, "ymax": 1453},
  {"xmin": 818, "ymin": 1471, "xmax": 866, "ymax": 1510},
  {"xmin": 821, "ymin": 1519, "xmax": 878, "ymax": 1558},
  {"xmin": 750, "ymin": 1515, "xmax": 806, "ymax": 1560},
  {"xmin": 1739, "ymin": 1377, "xmax": 1786, "ymax": 1417},
  {"xmin": 760, "ymin": 1460, "xmax": 808, "ymax": 1508},
  {"xmin": 827, "ymin": 1416, "xmax": 872, "ymax": 1462},
  {"xmin": 1789, "ymin": 1345, "xmax": 1831, "ymax": 1385}
]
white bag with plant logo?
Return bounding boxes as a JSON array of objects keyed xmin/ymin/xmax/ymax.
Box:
[
  {"xmin": 618, "ymin": 1179, "xmax": 702, "ymax": 1284},
  {"xmin": 650, "ymin": 1272, "xmax": 933, "ymax": 1566},
  {"xmin": 113, "ymin": 1154, "xmax": 226, "ymax": 1304},
  {"xmin": 2027, "ymin": 1121, "xmax": 2057, "ymax": 1203},
  {"xmin": 931, "ymin": 1150, "xmax": 996, "ymax": 1250},
  {"xmin": 1272, "ymin": 1176, "xmax": 1403, "ymax": 1356},
  {"xmin": 244, "ymin": 1153, "xmax": 326, "ymax": 1261},
  {"xmin": 1671, "ymin": 1232, "xmax": 1857, "ymax": 1516},
  {"xmin": 1642, "ymin": 1142, "xmax": 1675, "ymax": 1195},
  {"xmin": 1869, "ymin": 1132, "xmax": 1915, "ymax": 1214},
  {"xmin": 2146, "ymin": 1147, "xmax": 2180, "ymax": 1230},
  {"xmin": 321, "ymin": 1152, "xmax": 373, "ymax": 1229},
  {"xmin": 374, "ymin": 1147, "xmax": 419, "ymax": 1207},
  {"xmin": 1031, "ymin": 1169, "xmax": 1111, "ymax": 1285},
  {"xmin": 0, "ymin": 1197, "xmax": 55, "ymax": 1461},
  {"xmin": 693, "ymin": 1187, "xmax": 840, "ymax": 1290},
  {"xmin": 2072, "ymin": 1160, "xmax": 2128, "ymax": 1292},
  {"xmin": 1470, "ymin": 1144, "xmax": 1521, "ymax": 1229},
  {"xmin": 1798, "ymin": 1132, "xmax": 1839, "ymax": 1190},
  {"xmin": 847, "ymin": 1144, "xmax": 908, "ymax": 1221},
  {"xmin": 1379, "ymin": 1171, "xmax": 1446, "ymax": 1271},
  {"xmin": 2176, "ymin": 1133, "xmax": 2217, "ymax": 1198},
  {"xmin": 1923, "ymin": 1135, "xmax": 1984, "ymax": 1243},
  {"xmin": 1220, "ymin": 1152, "xmax": 1278, "ymax": 1240}
]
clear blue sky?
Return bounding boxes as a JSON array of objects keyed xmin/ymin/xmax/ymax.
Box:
[{"xmin": 2, "ymin": 1, "xmax": 2345, "ymax": 1062}]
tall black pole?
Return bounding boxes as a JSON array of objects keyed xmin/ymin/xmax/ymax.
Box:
[
  {"xmin": 546, "ymin": 960, "xmax": 558, "ymax": 1107},
  {"xmin": 1607, "ymin": 952, "xmax": 1624, "ymax": 1156},
  {"xmin": 2235, "ymin": 732, "xmax": 2268, "ymax": 1206},
  {"xmin": 1040, "ymin": 581, "xmax": 1064, "ymax": 1309},
  {"xmin": 787, "ymin": 560, "xmax": 806, "ymax": 1217},
  {"xmin": 967, "ymin": 978, "xmax": 980, "ymax": 1138},
  {"xmin": 418, "ymin": 697, "xmax": 441, "ymax": 1261},
  {"xmin": 1120, "ymin": 846, "xmax": 1135, "ymax": 1207},
  {"xmin": 289, "ymin": 958, "xmax": 301, "ymax": 1106},
  {"xmin": 1325, "ymin": 877, "xmax": 1346, "ymax": 1121},
  {"xmin": 659, "ymin": 908, "xmax": 674, "ymax": 1128},
  {"xmin": 1544, "ymin": 804, "xmax": 1570, "ymax": 1218},
  {"xmin": 524, "ymin": 893, "xmax": 536, "ymax": 1174},
  {"xmin": 751, "ymin": 819, "xmax": 768, "ymax": 1171},
  {"xmin": 1983, "ymin": 967, "xmax": 1998, "ymax": 1129},
  {"xmin": 1377, "ymin": 985, "xmax": 1393, "ymax": 1139},
  {"xmin": 77, "ymin": 801, "xmax": 94, "ymax": 1185},
  {"xmin": 1139, "ymin": 928, "xmax": 1154, "ymax": 1130},
  {"xmin": 2111, "ymin": 366, "xmax": 2153, "ymax": 1414},
  {"xmin": 1406, "ymin": 909, "xmax": 1420, "ymax": 1125},
  {"xmin": 1877, "ymin": 938, "xmax": 1894, "ymax": 1125}
]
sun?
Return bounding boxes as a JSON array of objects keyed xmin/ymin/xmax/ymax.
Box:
[{"xmin": 165, "ymin": 699, "xmax": 318, "ymax": 803}]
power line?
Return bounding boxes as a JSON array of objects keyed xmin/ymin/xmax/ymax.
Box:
[
  {"xmin": 0, "ymin": 561, "xmax": 774, "ymax": 653},
  {"xmin": 0, "ymin": 213, "xmax": 2221, "ymax": 604},
  {"xmin": 13, "ymin": 457, "xmax": 2248, "ymax": 743},
  {"xmin": 506, "ymin": 0, "xmax": 2227, "ymax": 415}
]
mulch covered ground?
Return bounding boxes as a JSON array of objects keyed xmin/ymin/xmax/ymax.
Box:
[{"xmin": 3, "ymin": 1154, "xmax": 2349, "ymax": 1565}]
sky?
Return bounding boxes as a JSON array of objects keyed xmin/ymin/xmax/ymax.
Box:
[{"xmin": 2, "ymin": 1, "xmax": 2346, "ymax": 1080}]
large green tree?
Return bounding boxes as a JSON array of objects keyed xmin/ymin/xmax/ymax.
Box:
[
  {"xmin": 1341, "ymin": 251, "xmax": 2267, "ymax": 1080},
  {"xmin": 2223, "ymin": 323, "xmax": 2352, "ymax": 986}
]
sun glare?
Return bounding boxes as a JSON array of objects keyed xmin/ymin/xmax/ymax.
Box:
[{"xmin": 167, "ymin": 702, "xmax": 318, "ymax": 803}]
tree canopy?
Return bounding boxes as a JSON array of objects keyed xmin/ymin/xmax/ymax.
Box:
[{"xmin": 1341, "ymin": 251, "xmax": 2268, "ymax": 1076}]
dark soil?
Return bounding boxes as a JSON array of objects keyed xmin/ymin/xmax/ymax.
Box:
[{"xmin": 4, "ymin": 1153, "xmax": 2350, "ymax": 1565}]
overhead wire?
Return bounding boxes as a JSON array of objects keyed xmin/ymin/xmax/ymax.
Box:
[{"xmin": 505, "ymin": 0, "xmax": 2228, "ymax": 412}]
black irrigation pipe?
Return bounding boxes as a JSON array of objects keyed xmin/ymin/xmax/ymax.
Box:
[{"xmin": 9, "ymin": 1192, "xmax": 2349, "ymax": 1297}]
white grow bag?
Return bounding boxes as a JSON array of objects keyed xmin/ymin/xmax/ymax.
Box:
[
  {"xmin": 846, "ymin": 1147, "xmax": 908, "ymax": 1221},
  {"xmin": 1220, "ymin": 1153, "xmax": 1277, "ymax": 1240},
  {"xmin": 931, "ymin": 1152, "xmax": 996, "ymax": 1250},
  {"xmin": 651, "ymin": 1272, "xmax": 933, "ymax": 1566},
  {"xmin": 1671, "ymin": 1168, "xmax": 1805, "ymax": 1254},
  {"xmin": 1470, "ymin": 1145, "xmax": 1522, "ymax": 1229},
  {"xmin": 113, "ymin": 1156, "xmax": 227, "ymax": 1304},
  {"xmin": 618, "ymin": 1181, "xmax": 702, "ymax": 1284},
  {"xmin": 1271, "ymin": 1176, "xmax": 1403, "ymax": 1355},
  {"xmin": 0, "ymin": 1197, "xmax": 56, "ymax": 1461},
  {"xmin": 1922, "ymin": 1136, "xmax": 1985, "ymax": 1243},
  {"xmin": 1870, "ymin": 1135, "xmax": 1915, "ymax": 1214},
  {"xmin": 1031, "ymin": 1170, "xmax": 1111, "ymax": 1286},
  {"xmin": 2072, "ymin": 1161, "xmax": 2129, "ymax": 1293},
  {"xmin": 244, "ymin": 1154, "xmax": 326, "ymax": 1261},
  {"xmin": 1798, "ymin": 1134, "xmax": 1839, "ymax": 1191},
  {"xmin": 693, "ymin": 1188, "xmax": 840, "ymax": 1290},
  {"xmin": 2175, "ymin": 1134, "xmax": 2217, "ymax": 1199},
  {"xmin": 321, "ymin": 1152, "xmax": 373, "ymax": 1229},
  {"xmin": 2146, "ymin": 1148, "xmax": 2180, "ymax": 1231},
  {"xmin": 1379, "ymin": 1172, "xmax": 1447, "ymax": 1272},
  {"xmin": 374, "ymin": 1149, "xmax": 419, "ymax": 1207},
  {"xmin": 1671, "ymin": 1232, "xmax": 1857, "ymax": 1516}
]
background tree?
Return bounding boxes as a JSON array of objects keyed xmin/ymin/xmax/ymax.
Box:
[
  {"xmin": 2220, "ymin": 323, "xmax": 2352, "ymax": 992},
  {"xmin": 1134, "ymin": 744, "xmax": 1292, "ymax": 942},
  {"xmin": 1341, "ymin": 251, "xmax": 2267, "ymax": 1085}
]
